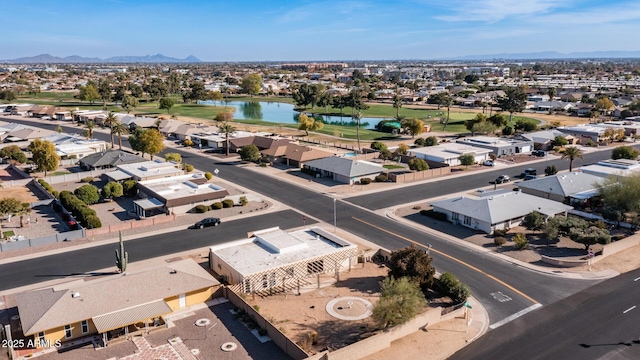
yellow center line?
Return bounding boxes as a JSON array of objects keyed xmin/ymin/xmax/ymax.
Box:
[{"xmin": 352, "ymin": 216, "xmax": 539, "ymax": 304}]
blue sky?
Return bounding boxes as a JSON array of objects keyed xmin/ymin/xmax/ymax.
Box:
[{"xmin": 2, "ymin": 0, "xmax": 640, "ymax": 61}]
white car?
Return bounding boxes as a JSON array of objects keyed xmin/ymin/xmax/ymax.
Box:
[{"xmin": 483, "ymin": 160, "xmax": 495, "ymax": 166}]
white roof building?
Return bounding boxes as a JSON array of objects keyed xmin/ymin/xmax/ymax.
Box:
[
  {"xmin": 105, "ymin": 159, "xmax": 183, "ymax": 181},
  {"xmin": 408, "ymin": 143, "xmax": 491, "ymax": 165},
  {"xmin": 579, "ymin": 159, "xmax": 640, "ymax": 178},
  {"xmin": 431, "ymin": 190, "xmax": 573, "ymax": 234},
  {"xmin": 210, "ymin": 227, "xmax": 358, "ymax": 294}
]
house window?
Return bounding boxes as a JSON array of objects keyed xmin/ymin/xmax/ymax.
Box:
[
  {"xmin": 64, "ymin": 325, "xmax": 72, "ymax": 338},
  {"xmin": 81, "ymin": 320, "xmax": 89, "ymax": 334},
  {"xmin": 463, "ymin": 216, "xmax": 472, "ymax": 226}
]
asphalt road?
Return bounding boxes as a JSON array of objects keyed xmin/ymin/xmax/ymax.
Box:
[
  {"xmin": 451, "ymin": 268, "xmax": 640, "ymax": 360},
  {"xmin": 0, "ymin": 209, "xmax": 313, "ymax": 291},
  {"xmin": 0, "ymin": 118, "xmax": 604, "ymax": 325}
]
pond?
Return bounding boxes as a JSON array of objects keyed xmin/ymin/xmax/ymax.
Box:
[{"xmin": 198, "ymin": 100, "xmax": 387, "ymax": 129}]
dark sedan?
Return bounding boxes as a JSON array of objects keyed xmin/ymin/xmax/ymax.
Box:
[{"xmin": 193, "ymin": 217, "xmax": 221, "ymax": 229}]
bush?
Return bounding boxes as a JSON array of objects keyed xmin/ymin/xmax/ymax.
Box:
[
  {"xmin": 84, "ymin": 215, "xmax": 102, "ymax": 229},
  {"xmin": 211, "ymin": 202, "xmax": 223, "ymax": 210},
  {"xmin": 359, "ymin": 178, "xmax": 372, "ymax": 185},
  {"xmin": 414, "ymin": 138, "xmax": 426, "ymax": 147},
  {"xmin": 222, "ymin": 199, "xmax": 235, "ymax": 208},
  {"xmin": 74, "ymin": 184, "xmax": 100, "ymax": 205},
  {"xmin": 513, "ymin": 233, "xmax": 529, "ymax": 250},
  {"xmin": 370, "ymin": 141, "xmax": 388, "ymax": 152},
  {"xmin": 545, "ymin": 165, "xmax": 558, "ymax": 176},
  {"xmin": 183, "ymin": 163, "xmax": 194, "ymax": 172},
  {"xmin": 494, "ymin": 236, "xmax": 507, "ymax": 246},
  {"xmin": 183, "ymin": 139, "xmax": 194, "ymax": 147},
  {"xmin": 195, "ymin": 204, "xmax": 210, "ymax": 213},
  {"xmin": 375, "ymin": 174, "xmax": 388, "ymax": 182},
  {"xmin": 420, "ymin": 209, "xmax": 448, "ymax": 221},
  {"xmin": 81, "ymin": 177, "xmax": 94, "ymax": 183},
  {"xmin": 493, "ymin": 228, "xmax": 509, "ymax": 237},
  {"xmin": 204, "ymin": 172, "xmax": 213, "ymax": 180},
  {"xmin": 438, "ymin": 272, "xmax": 471, "ymax": 303},
  {"xmin": 101, "ymin": 182, "xmax": 124, "ymax": 199},
  {"xmin": 239, "ymin": 196, "xmax": 248, "ymax": 206},
  {"xmin": 239, "ymin": 144, "xmax": 261, "ymax": 162},
  {"xmin": 408, "ymin": 158, "xmax": 429, "ymax": 171},
  {"xmin": 122, "ymin": 180, "xmax": 138, "ymax": 197},
  {"xmin": 52, "ymin": 190, "xmax": 59, "ymax": 198},
  {"xmin": 424, "ymin": 136, "xmax": 438, "ymax": 146}
]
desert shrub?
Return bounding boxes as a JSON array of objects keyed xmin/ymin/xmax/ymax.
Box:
[
  {"xmin": 195, "ymin": 204, "xmax": 210, "ymax": 213},
  {"xmin": 419, "ymin": 209, "xmax": 448, "ymax": 221},
  {"xmin": 359, "ymin": 178, "xmax": 372, "ymax": 185},
  {"xmin": 204, "ymin": 172, "xmax": 213, "ymax": 180},
  {"xmin": 493, "ymin": 228, "xmax": 509, "ymax": 237},
  {"xmin": 183, "ymin": 163, "xmax": 194, "ymax": 172},
  {"xmin": 592, "ymin": 220, "xmax": 607, "ymax": 229},
  {"xmin": 74, "ymin": 184, "xmax": 100, "ymax": 205},
  {"xmin": 513, "ymin": 233, "xmax": 529, "ymax": 250},
  {"xmin": 84, "ymin": 215, "xmax": 102, "ymax": 229},
  {"xmin": 183, "ymin": 139, "xmax": 194, "ymax": 147},
  {"xmin": 408, "ymin": 158, "xmax": 429, "ymax": 171},
  {"xmin": 80, "ymin": 177, "xmax": 94, "ymax": 183},
  {"xmin": 239, "ymin": 196, "xmax": 249, "ymax": 206},
  {"xmin": 494, "ymin": 236, "xmax": 507, "ymax": 246},
  {"xmin": 38, "ymin": 179, "xmax": 55, "ymax": 194},
  {"xmin": 211, "ymin": 202, "xmax": 223, "ymax": 210},
  {"xmin": 52, "ymin": 190, "xmax": 59, "ymax": 198},
  {"xmin": 438, "ymin": 272, "xmax": 471, "ymax": 303},
  {"xmin": 374, "ymin": 174, "xmax": 388, "ymax": 182},
  {"xmin": 101, "ymin": 182, "xmax": 124, "ymax": 199},
  {"xmin": 222, "ymin": 199, "xmax": 235, "ymax": 208},
  {"xmin": 122, "ymin": 180, "xmax": 138, "ymax": 197}
]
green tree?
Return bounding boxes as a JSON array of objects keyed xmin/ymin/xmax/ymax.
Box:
[
  {"xmin": 112, "ymin": 121, "xmax": 129, "ymax": 150},
  {"xmin": 428, "ymin": 92, "xmax": 453, "ymax": 130},
  {"xmin": 471, "ymin": 121, "xmax": 497, "ymax": 135},
  {"xmin": 372, "ymin": 276, "xmax": 427, "ymax": 329},
  {"xmin": 392, "ymin": 94, "xmax": 403, "ymax": 119},
  {"xmin": 438, "ymin": 272, "xmax": 471, "ymax": 303},
  {"xmin": 0, "ymin": 145, "xmax": 27, "ymax": 164},
  {"xmin": 465, "ymin": 113, "xmax": 486, "ymax": 135},
  {"xmin": 594, "ymin": 97, "xmax": 615, "ymax": 115},
  {"xmin": 408, "ymin": 158, "xmax": 429, "ymax": 171},
  {"xmin": 552, "ymin": 135, "xmax": 568, "ymax": 147},
  {"xmin": 0, "ymin": 197, "xmax": 24, "ymax": 233},
  {"xmin": 98, "ymin": 79, "xmax": 111, "ymax": 109},
  {"xmin": 497, "ymin": 86, "xmax": 527, "ymax": 123},
  {"xmin": 297, "ymin": 113, "xmax": 324, "ymax": 136},
  {"xmin": 402, "ymin": 118, "xmax": 424, "ymax": 138},
  {"xmin": 612, "ymin": 146, "xmax": 639, "ymax": 160},
  {"xmin": 101, "ymin": 182, "xmax": 124, "ymax": 199},
  {"xmin": 79, "ymin": 84, "xmax": 100, "ymax": 104},
  {"xmin": 522, "ymin": 211, "xmax": 544, "ymax": 233},
  {"xmin": 27, "ymin": 139, "xmax": 59, "ymax": 176},
  {"xmin": 84, "ymin": 120, "xmax": 96, "ymax": 139},
  {"xmin": 144, "ymin": 78, "xmax": 168, "ymax": 101},
  {"xmin": 425, "ymin": 136, "xmax": 438, "ymax": 146},
  {"xmin": 74, "ymin": 184, "xmax": 100, "ymax": 205},
  {"xmin": 597, "ymin": 173, "xmax": 640, "ymax": 214},
  {"xmin": 103, "ymin": 112, "xmax": 118, "ymax": 148},
  {"xmin": 541, "ymin": 221, "xmax": 559, "ymax": 246},
  {"xmin": 570, "ymin": 226, "xmax": 611, "ymax": 251},
  {"xmin": 547, "ymin": 87, "xmax": 556, "ymax": 114},
  {"xmin": 218, "ymin": 121, "xmax": 236, "ymax": 156},
  {"xmin": 388, "ymin": 245, "xmax": 436, "ymax": 290},
  {"xmin": 214, "ymin": 110, "xmax": 235, "ymax": 124},
  {"xmin": 487, "ymin": 113, "xmax": 507, "ymax": 127},
  {"xmin": 458, "ymin": 154, "xmax": 475, "ymax": 167},
  {"xmin": 370, "ymin": 141, "xmax": 388, "ymax": 152},
  {"xmin": 241, "ymin": 74, "xmax": 262, "ymax": 96},
  {"xmin": 206, "ymin": 90, "xmax": 223, "ymax": 105},
  {"xmin": 158, "ymin": 98, "xmax": 174, "ymax": 113},
  {"xmin": 545, "ymin": 165, "xmax": 558, "ymax": 176},
  {"xmin": 396, "ymin": 143, "xmax": 409, "ymax": 155},
  {"xmin": 187, "ymin": 81, "xmax": 207, "ymax": 102},
  {"xmin": 239, "ymin": 144, "xmax": 261, "ymax": 162},
  {"xmin": 121, "ymin": 95, "xmax": 138, "ymax": 113},
  {"xmin": 602, "ymin": 205, "xmax": 625, "ymax": 228},
  {"xmin": 560, "ymin": 146, "xmax": 583, "ymax": 172},
  {"xmin": 138, "ymin": 129, "xmax": 166, "ymax": 160},
  {"xmin": 513, "ymin": 233, "xmax": 529, "ymax": 250},
  {"xmin": 164, "ymin": 153, "xmax": 182, "ymax": 163}
]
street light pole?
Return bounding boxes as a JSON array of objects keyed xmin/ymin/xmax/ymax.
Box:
[{"xmin": 333, "ymin": 198, "xmax": 337, "ymax": 233}]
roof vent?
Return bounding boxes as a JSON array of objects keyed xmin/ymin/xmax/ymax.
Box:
[{"xmin": 71, "ymin": 292, "xmax": 80, "ymax": 298}]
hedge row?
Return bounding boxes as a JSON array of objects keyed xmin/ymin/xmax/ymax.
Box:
[
  {"xmin": 38, "ymin": 179, "xmax": 59, "ymax": 198},
  {"xmin": 193, "ymin": 199, "xmax": 238, "ymax": 213},
  {"xmin": 59, "ymin": 191, "xmax": 102, "ymax": 229}
]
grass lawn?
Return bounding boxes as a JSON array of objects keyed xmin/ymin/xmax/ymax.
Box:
[
  {"xmin": 383, "ymin": 164, "xmax": 405, "ymax": 169},
  {"xmin": 2, "ymin": 230, "xmax": 15, "ymax": 239}
]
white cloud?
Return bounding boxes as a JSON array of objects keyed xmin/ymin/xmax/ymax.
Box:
[{"xmin": 434, "ymin": 0, "xmax": 570, "ymax": 23}]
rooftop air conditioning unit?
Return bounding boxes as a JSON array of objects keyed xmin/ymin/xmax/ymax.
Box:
[{"xmin": 71, "ymin": 292, "xmax": 80, "ymax": 298}]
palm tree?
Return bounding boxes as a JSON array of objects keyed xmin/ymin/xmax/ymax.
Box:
[
  {"xmin": 103, "ymin": 112, "xmax": 118, "ymax": 148},
  {"xmin": 112, "ymin": 121, "xmax": 129, "ymax": 150},
  {"xmin": 353, "ymin": 111, "xmax": 362, "ymax": 153},
  {"xmin": 393, "ymin": 94, "xmax": 402, "ymax": 119},
  {"xmin": 218, "ymin": 122, "xmax": 236, "ymax": 156},
  {"xmin": 547, "ymin": 87, "xmax": 556, "ymax": 115},
  {"xmin": 560, "ymin": 146, "xmax": 583, "ymax": 172},
  {"xmin": 84, "ymin": 120, "xmax": 95, "ymax": 139}
]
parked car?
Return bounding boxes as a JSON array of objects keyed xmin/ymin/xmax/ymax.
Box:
[
  {"xmin": 520, "ymin": 168, "xmax": 537, "ymax": 178},
  {"xmin": 523, "ymin": 174, "xmax": 538, "ymax": 181},
  {"xmin": 41, "ymin": 116, "xmax": 51, "ymax": 121},
  {"xmin": 531, "ymin": 150, "xmax": 546, "ymax": 157},
  {"xmin": 495, "ymin": 175, "xmax": 510, "ymax": 184},
  {"xmin": 483, "ymin": 160, "xmax": 495, "ymax": 166},
  {"xmin": 193, "ymin": 217, "xmax": 221, "ymax": 229}
]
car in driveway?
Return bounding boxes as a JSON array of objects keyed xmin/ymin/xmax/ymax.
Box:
[
  {"xmin": 495, "ymin": 175, "xmax": 510, "ymax": 184},
  {"xmin": 532, "ymin": 150, "xmax": 546, "ymax": 157},
  {"xmin": 483, "ymin": 160, "xmax": 495, "ymax": 166},
  {"xmin": 193, "ymin": 217, "xmax": 221, "ymax": 229}
]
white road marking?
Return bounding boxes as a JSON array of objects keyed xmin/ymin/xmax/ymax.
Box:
[
  {"xmin": 490, "ymin": 303, "xmax": 543, "ymax": 330},
  {"xmin": 634, "ymin": 277, "xmax": 640, "ymax": 282},
  {"xmin": 623, "ymin": 306, "xmax": 636, "ymax": 314},
  {"xmin": 490, "ymin": 291, "xmax": 512, "ymax": 303}
]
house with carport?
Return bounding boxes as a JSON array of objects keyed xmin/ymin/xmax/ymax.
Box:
[
  {"xmin": 303, "ymin": 156, "xmax": 384, "ymax": 184},
  {"xmin": 430, "ymin": 189, "xmax": 573, "ymax": 234},
  {"xmin": 455, "ymin": 136, "xmax": 533, "ymax": 157},
  {"xmin": 15, "ymin": 259, "xmax": 219, "ymax": 349},
  {"xmin": 408, "ymin": 142, "xmax": 491, "ymax": 166},
  {"xmin": 516, "ymin": 172, "xmax": 604, "ymax": 204}
]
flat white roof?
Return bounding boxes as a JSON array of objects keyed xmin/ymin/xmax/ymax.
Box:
[
  {"xmin": 138, "ymin": 173, "xmax": 226, "ymax": 200},
  {"xmin": 457, "ymin": 136, "xmax": 529, "ymax": 146},
  {"xmin": 115, "ymin": 160, "xmax": 182, "ymax": 179},
  {"xmin": 210, "ymin": 227, "xmax": 357, "ymax": 276},
  {"xmin": 409, "ymin": 142, "xmax": 491, "ymax": 160}
]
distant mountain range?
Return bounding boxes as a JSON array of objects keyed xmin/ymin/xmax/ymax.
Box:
[
  {"xmin": 1, "ymin": 53, "xmax": 201, "ymax": 64},
  {"xmin": 444, "ymin": 51, "xmax": 640, "ymax": 61}
]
